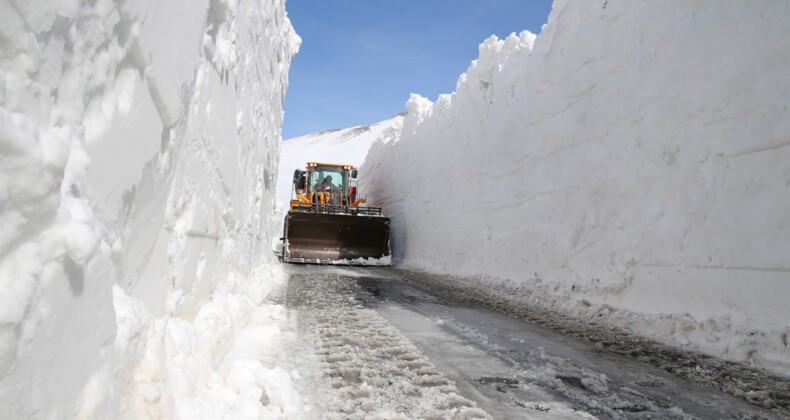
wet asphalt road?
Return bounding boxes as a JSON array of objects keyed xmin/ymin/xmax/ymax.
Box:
[{"xmin": 285, "ymin": 265, "xmax": 785, "ymax": 419}]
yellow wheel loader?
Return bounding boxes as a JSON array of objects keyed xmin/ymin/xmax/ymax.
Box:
[{"xmin": 279, "ymin": 162, "xmax": 391, "ymax": 265}]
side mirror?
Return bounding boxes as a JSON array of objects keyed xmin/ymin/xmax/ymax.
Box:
[
  {"xmin": 293, "ymin": 169, "xmax": 305, "ymax": 187},
  {"xmin": 351, "ymin": 169, "xmax": 358, "ymax": 179}
]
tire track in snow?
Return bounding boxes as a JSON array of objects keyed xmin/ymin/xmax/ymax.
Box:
[{"xmin": 286, "ymin": 268, "xmax": 490, "ymax": 419}]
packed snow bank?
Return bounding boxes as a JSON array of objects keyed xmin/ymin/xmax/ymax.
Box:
[
  {"xmin": 360, "ymin": 1, "xmax": 790, "ymax": 376},
  {"xmin": 276, "ymin": 114, "xmax": 403, "ymax": 207},
  {"xmin": 0, "ymin": 0, "xmax": 299, "ymax": 418}
]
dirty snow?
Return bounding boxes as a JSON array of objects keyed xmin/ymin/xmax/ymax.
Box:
[
  {"xmin": 388, "ymin": 267, "xmax": 790, "ymax": 418},
  {"xmin": 285, "ymin": 267, "xmax": 490, "ymax": 419},
  {"xmin": 278, "ymin": 265, "xmax": 786, "ymax": 418}
]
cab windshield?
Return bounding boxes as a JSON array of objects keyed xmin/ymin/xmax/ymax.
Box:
[{"xmin": 310, "ymin": 165, "xmax": 348, "ymax": 192}]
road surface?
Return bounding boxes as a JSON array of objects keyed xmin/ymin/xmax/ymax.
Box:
[{"xmin": 282, "ymin": 265, "xmax": 785, "ymax": 419}]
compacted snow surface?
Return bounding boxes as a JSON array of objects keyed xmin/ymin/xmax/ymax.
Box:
[
  {"xmin": 286, "ymin": 267, "xmax": 489, "ymax": 419},
  {"xmin": 282, "ymin": 265, "xmax": 786, "ymax": 419}
]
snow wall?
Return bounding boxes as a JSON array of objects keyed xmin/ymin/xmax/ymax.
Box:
[
  {"xmin": 0, "ymin": 0, "xmax": 299, "ymax": 418},
  {"xmin": 360, "ymin": 0, "xmax": 790, "ymax": 376}
]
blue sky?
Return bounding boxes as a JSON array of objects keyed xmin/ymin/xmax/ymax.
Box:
[{"xmin": 282, "ymin": 1, "xmax": 554, "ymax": 139}]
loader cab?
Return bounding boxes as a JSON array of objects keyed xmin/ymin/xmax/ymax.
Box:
[
  {"xmin": 308, "ymin": 165, "xmax": 349, "ymax": 193},
  {"xmin": 290, "ymin": 162, "xmax": 358, "ymax": 207},
  {"xmin": 309, "ymin": 167, "xmax": 348, "ymax": 191}
]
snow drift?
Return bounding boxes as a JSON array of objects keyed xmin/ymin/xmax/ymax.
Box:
[
  {"xmin": 0, "ymin": 0, "xmax": 299, "ymax": 418},
  {"xmin": 360, "ymin": 0, "xmax": 790, "ymax": 376}
]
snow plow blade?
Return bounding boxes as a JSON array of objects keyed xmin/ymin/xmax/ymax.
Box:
[{"xmin": 283, "ymin": 211, "xmax": 391, "ymax": 265}]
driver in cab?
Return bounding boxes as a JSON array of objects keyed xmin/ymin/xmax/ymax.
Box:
[{"xmin": 316, "ymin": 175, "xmax": 335, "ymax": 192}]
